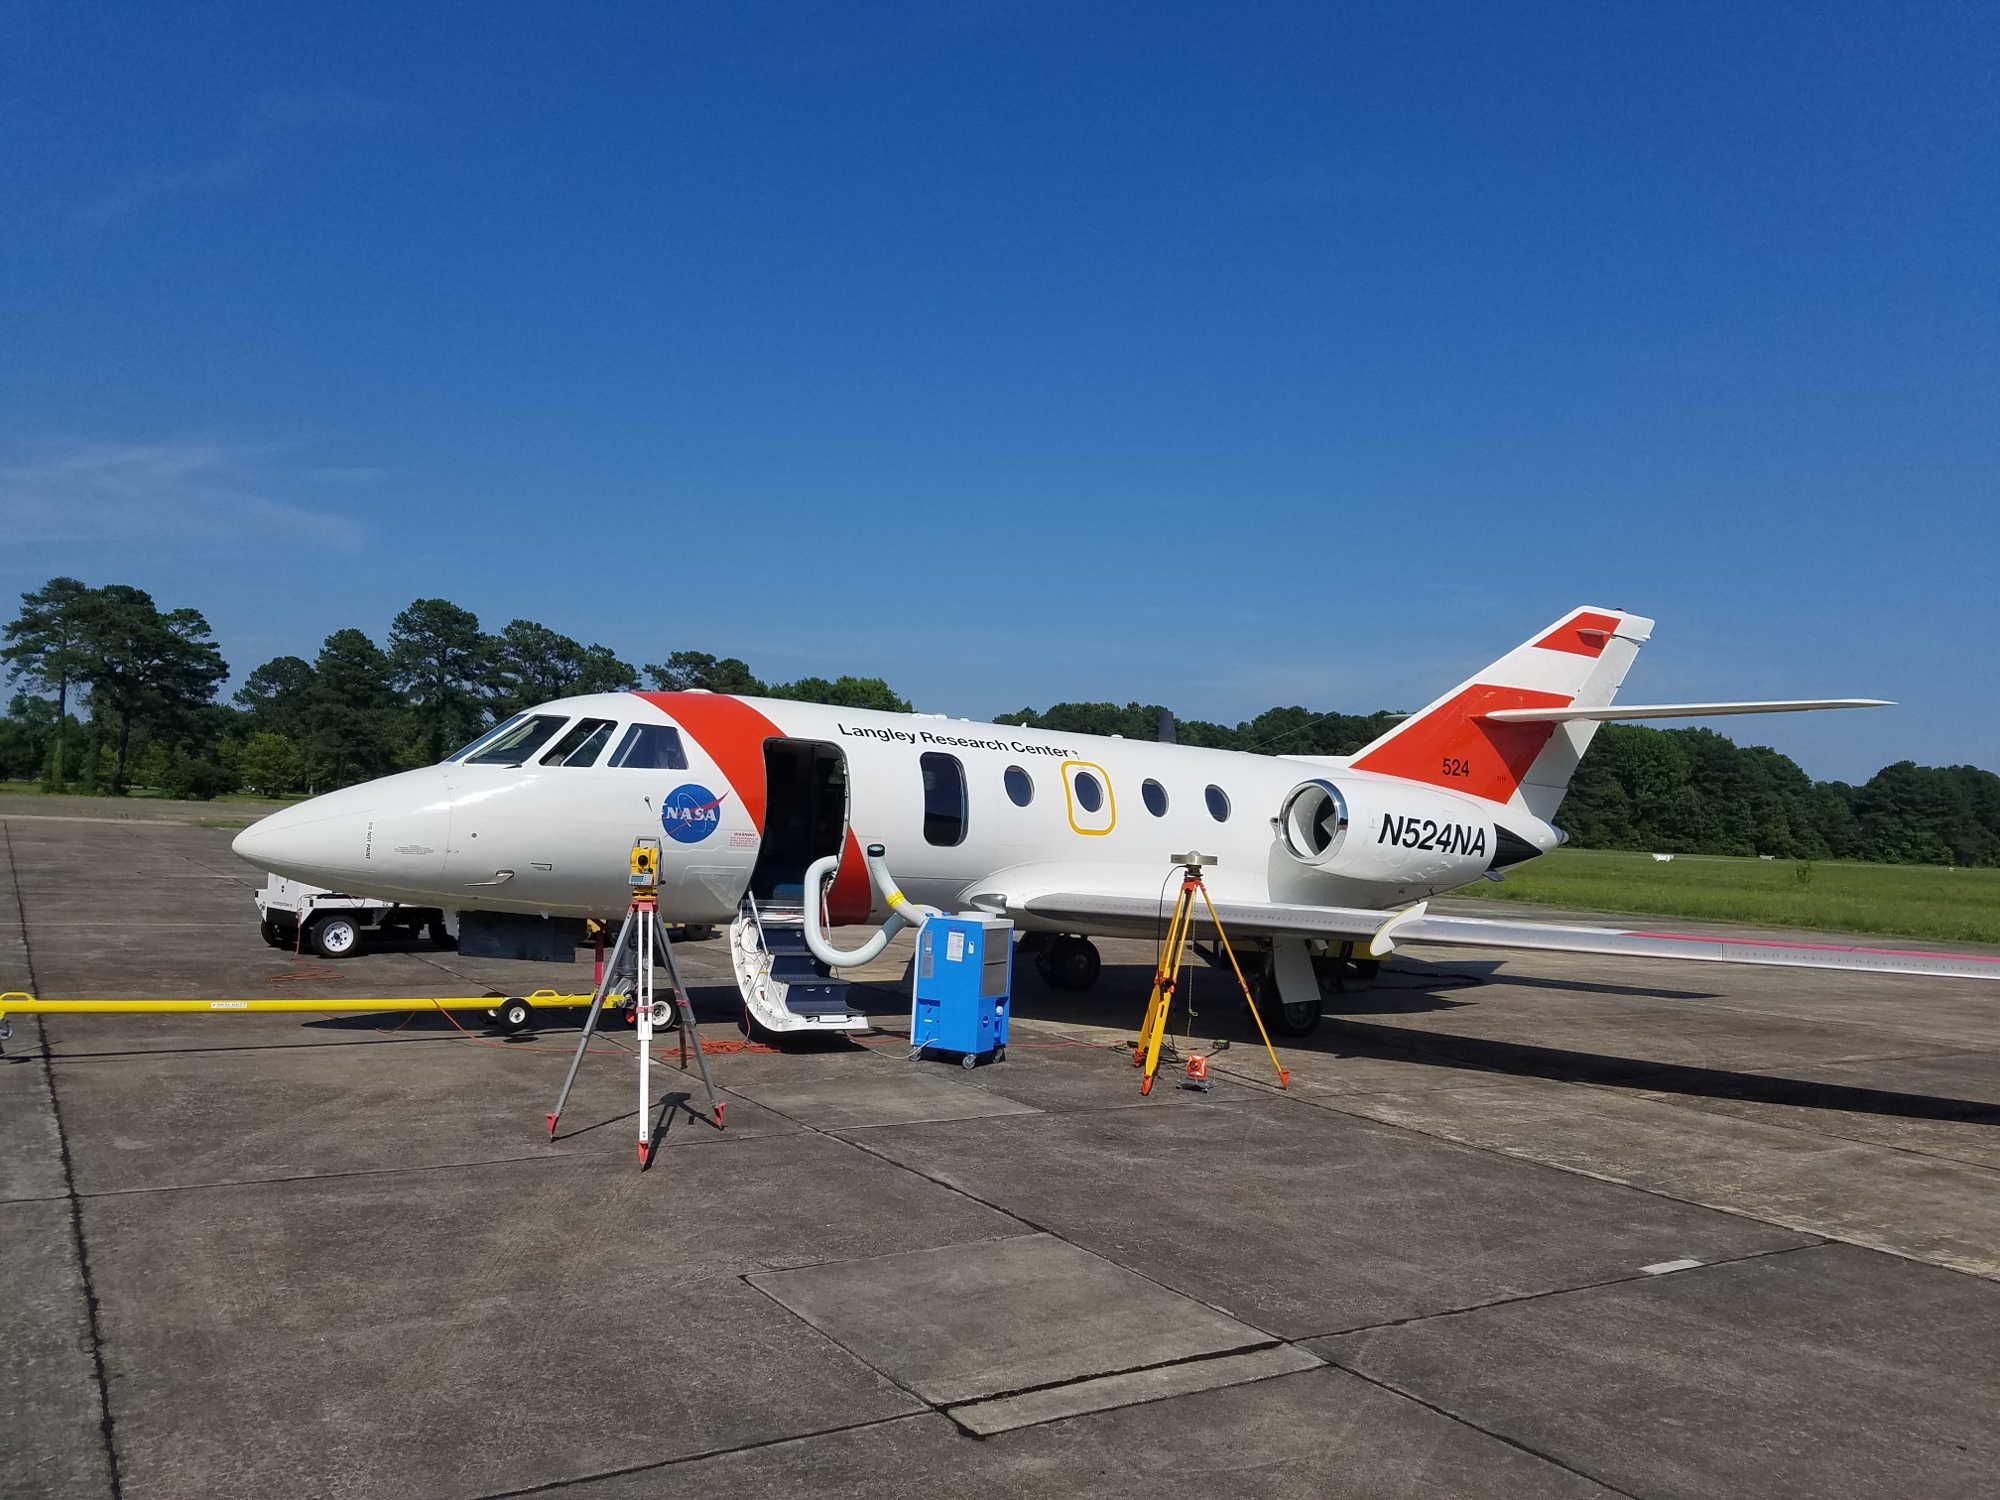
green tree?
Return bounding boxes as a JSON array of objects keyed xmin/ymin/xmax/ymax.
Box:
[
  {"xmin": 241, "ymin": 732, "xmax": 305, "ymax": 797},
  {"xmin": 307, "ymin": 629, "xmax": 405, "ymax": 785},
  {"xmin": 0, "ymin": 693, "xmax": 63, "ymax": 781},
  {"xmin": 72, "ymin": 585, "xmax": 229, "ymax": 793},
  {"xmin": 767, "ymin": 675, "xmax": 913, "ymax": 712},
  {"xmin": 644, "ymin": 651, "xmax": 765, "ymax": 694},
  {"xmin": 388, "ymin": 599, "xmax": 488, "ymax": 763},
  {"xmin": 489, "ymin": 620, "xmax": 638, "ymax": 716},
  {"xmin": 235, "ymin": 655, "xmax": 317, "ymax": 741},
  {"xmin": 1, "ymin": 576, "xmax": 93, "ymax": 786}
]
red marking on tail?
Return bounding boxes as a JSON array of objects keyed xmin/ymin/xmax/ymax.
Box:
[
  {"xmin": 1533, "ymin": 611, "xmax": 1622, "ymax": 657},
  {"xmin": 1352, "ymin": 686, "xmax": 1570, "ymax": 802}
]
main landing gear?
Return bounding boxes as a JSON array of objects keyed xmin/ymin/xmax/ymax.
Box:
[{"xmin": 1035, "ymin": 935, "xmax": 1101, "ymax": 992}]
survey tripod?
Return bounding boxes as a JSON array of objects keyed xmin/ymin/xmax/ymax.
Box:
[
  {"xmin": 1133, "ymin": 852, "xmax": 1291, "ymax": 1096},
  {"xmin": 545, "ymin": 838, "xmax": 725, "ymax": 1165}
]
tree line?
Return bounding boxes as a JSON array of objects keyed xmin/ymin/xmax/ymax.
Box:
[
  {"xmin": 3, "ymin": 577, "xmax": 1996, "ymax": 866},
  {"xmin": 0, "ymin": 580, "xmax": 907, "ymax": 798}
]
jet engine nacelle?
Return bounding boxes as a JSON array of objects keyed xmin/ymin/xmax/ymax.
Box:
[{"xmin": 1276, "ymin": 776, "xmax": 1509, "ymax": 888}]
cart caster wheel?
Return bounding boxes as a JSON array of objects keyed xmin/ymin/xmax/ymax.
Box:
[
  {"xmin": 961, "ymin": 1053, "xmax": 977, "ymax": 1070},
  {"xmin": 994, "ymin": 1045, "xmax": 1006, "ymax": 1063}
]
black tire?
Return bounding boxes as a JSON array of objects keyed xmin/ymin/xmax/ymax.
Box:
[
  {"xmin": 1042, "ymin": 937, "xmax": 1102, "ymax": 992},
  {"xmin": 1352, "ymin": 958, "xmax": 1381, "ymax": 982},
  {"xmin": 427, "ymin": 919, "xmax": 457, "ymax": 951},
  {"xmin": 1258, "ymin": 966, "xmax": 1321, "ymax": 1038},
  {"xmin": 308, "ymin": 914, "xmax": 363, "ymax": 960},
  {"xmin": 497, "ymin": 997, "xmax": 533, "ymax": 1033},
  {"xmin": 259, "ymin": 916, "xmax": 290, "ymax": 950}
]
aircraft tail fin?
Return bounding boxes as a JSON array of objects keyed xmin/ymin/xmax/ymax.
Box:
[{"xmin": 1349, "ymin": 607, "xmax": 1654, "ymax": 818}]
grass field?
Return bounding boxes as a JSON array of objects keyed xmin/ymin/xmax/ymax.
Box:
[
  {"xmin": 1461, "ymin": 847, "xmax": 2000, "ymax": 946},
  {"xmin": 0, "ymin": 781, "xmax": 299, "ymax": 809}
]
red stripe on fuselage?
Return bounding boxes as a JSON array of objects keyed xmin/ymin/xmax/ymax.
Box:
[
  {"xmin": 635, "ymin": 692, "xmax": 781, "ymax": 831},
  {"xmin": 635, "ymin": 692, "xmax": 873, "ymax": 925}
]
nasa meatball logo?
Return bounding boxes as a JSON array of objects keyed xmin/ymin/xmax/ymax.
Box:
[{"xmin": 661, "ymin": 784, "xmax": 727, "ymax": 843}]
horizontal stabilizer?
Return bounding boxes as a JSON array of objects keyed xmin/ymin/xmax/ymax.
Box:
[{"xmin": 1482, "ymin": 699, "xmax": 1891, "ymax": 723}]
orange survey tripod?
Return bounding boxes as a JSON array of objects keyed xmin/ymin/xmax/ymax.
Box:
[{"xmin": 1133, "ymin": 852, "xmax": 1290, "ymax": 1096}]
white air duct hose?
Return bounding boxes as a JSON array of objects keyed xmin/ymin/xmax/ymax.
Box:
[{"xmin": 800, "ymin": 843, "xmax": 942, "ymax": 970}]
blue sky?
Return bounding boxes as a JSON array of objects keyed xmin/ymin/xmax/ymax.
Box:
[{"xmin": 2, "ymin": 2, "xmax": 1993, "ymax": 782}]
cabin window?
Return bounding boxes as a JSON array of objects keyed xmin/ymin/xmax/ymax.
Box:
[
  {"xmin": 1142, "ymin": 779, "xmax": 1168, "ymax": 816},
  {"xmin": 1004, "ymin": 765, "xmax": 1034, "ymax": 806},
  {"xmin": 445, "ymin": 713, "xmax": 526, "ymax": 763},
  {"xmin": 540, "ymin": 717, "xmax": 617, "ymax": 767},
  {"xmin": 1073, "ymin": 770, "xmax": 1105, "ymax": 813},
  {"xmin": 607, "ymin": 723, "xmax": 690, "ymax": 770},
  {"xmin": 464, "ymin": 715, "xmax": 568, "ymax": 767},
  {"xmin": 1205, "ymin": 784, "xmax": 1231, "ymax": 822},
  {"xmin": 922, "ymin": 752, "xmax": 967, "ymax": 846}
]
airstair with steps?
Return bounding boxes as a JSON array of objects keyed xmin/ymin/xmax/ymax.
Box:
[{"xmin": 730, "ymin": 894, "xmax": 871, "ymax": 1036}]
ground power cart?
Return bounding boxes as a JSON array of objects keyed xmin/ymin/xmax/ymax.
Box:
[{"xmin": 910, "ymin": 914, "xmax": 1013, "ymax": 1068}]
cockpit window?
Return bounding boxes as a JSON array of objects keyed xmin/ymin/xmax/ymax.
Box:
[
  {"xmin": 540, "ymin": 717, "xmax": 617, "ymax": 767},
  {"xmin": 464, "ymin": 714, "xmax": 569, "ymax": 767},
  {"xmin": 607, "ymin": 723, "xmax": 689, "ymax": 770},
  {"xmin": 444, "ymin": 713, "xmax": 526, "ymax": 763}
]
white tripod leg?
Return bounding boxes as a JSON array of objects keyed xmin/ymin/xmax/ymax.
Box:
[{"xmin": 636, "ymin": 906, "xmax": 654, "ymax": 1165}]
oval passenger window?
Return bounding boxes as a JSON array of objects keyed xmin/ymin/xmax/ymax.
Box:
[
  {"xmin": 1004, "ymin": 765, "xmax": 1034, "ymax": 807},
  {"xmin": 1205, "ymin": 785, "xmax": 1230, "ymax": 822},
  {"xmin": 1142, "ymin": 779, "xmax": 1168, "ymax": 817},
  {"xmin": 1073, "ymin": 771, "xmax": 1104, "ymax": 813}
]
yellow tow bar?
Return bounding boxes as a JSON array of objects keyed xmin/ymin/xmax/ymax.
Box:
[{"xmin": 0, "ymin": 989, "xmax": 593, "ymax": 1017}]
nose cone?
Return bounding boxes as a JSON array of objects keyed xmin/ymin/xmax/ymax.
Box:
[{"xmin": 234, "ymin": 768, "xmax": 451, "ymax": 901}]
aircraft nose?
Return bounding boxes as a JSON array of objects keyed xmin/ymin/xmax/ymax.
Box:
[
  {"xmin": 231, "ymin": 767, "xmax": 453, "ymax": 899},
  {"xmin": 232, "ymin": 782, "xmax": 379, "ymax": 885}
]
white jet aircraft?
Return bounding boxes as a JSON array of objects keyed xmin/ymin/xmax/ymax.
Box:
[{"xmin": 232, "ymin": 606, "xmax": 1999, "ymax": 1038}]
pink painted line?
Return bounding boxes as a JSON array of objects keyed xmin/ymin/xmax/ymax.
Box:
[{"xmin": 1623, "ymin": 930, "xmax": 2000, "ymax": 965}]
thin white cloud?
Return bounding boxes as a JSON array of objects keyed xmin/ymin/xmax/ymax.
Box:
[
  {"xmin": 78, "ymin": 85, "xmax": 390, "ymax": 225},
  {"xmin": 0, "ymin": 439, "xmax": 364, "ymax": 551}
]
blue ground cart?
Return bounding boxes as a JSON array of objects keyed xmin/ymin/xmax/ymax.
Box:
[{"xmin": 910, "ymin": 914, "xmax": 1013, "ymax": 1068}]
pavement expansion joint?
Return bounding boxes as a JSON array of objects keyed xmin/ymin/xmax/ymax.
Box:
[
  {"xmin": 1298, "ymin": 1238, "xmax": 1832, "ymax": 1342},
  {"xmin": 1315, "ymin": 1351, "xmax": 1648, "ymax": 1500},
  {"xmin": 464, "ymin": 1412, "xmax": 935, "ymax": 1500},
  {"xmin": 11, "ymin": 818, "xmax": 127, "ymax": 1499}
]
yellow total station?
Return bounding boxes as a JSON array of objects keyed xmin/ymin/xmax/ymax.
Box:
[{"xmin": 629, "ymin": 836, "xmax": 661, "ymax": 896}]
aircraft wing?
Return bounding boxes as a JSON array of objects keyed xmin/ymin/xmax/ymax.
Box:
[{"xmin": 975, "ymin": 878, "xmax": 2000, "ymax": 983}]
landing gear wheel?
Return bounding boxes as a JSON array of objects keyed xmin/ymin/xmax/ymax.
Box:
[
  {"xmin": 1038, "ymin": 936, "xmax": 1102, "ymax": 991},
  {"xmin": 308, "ymin": 915, "xmax": 362, "ymax": 959},
  {"xmin": 1257, "ymin": 968, "xmax": 1322, "ymax": 1038},
  {"xmin": 427, "ymin": 919, "xmax": 456, "ymax": 951},
  {"xmin": 497, "ymin": 996, "xmax": 533, "ymax": 1033},
  {"xmin": 1352, "ymin": 958, "xmax": 1381, "ymax": 982}
]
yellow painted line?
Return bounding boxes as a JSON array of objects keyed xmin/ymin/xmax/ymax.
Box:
[{"xmin": 0, "ymin": 990, "xmax": 594, "ymax": 1016}]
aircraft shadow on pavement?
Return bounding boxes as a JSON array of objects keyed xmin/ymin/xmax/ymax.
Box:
[{"xmin": 1324, "ymin": 1018, "xmax": 2000, "ymax": 1125}]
